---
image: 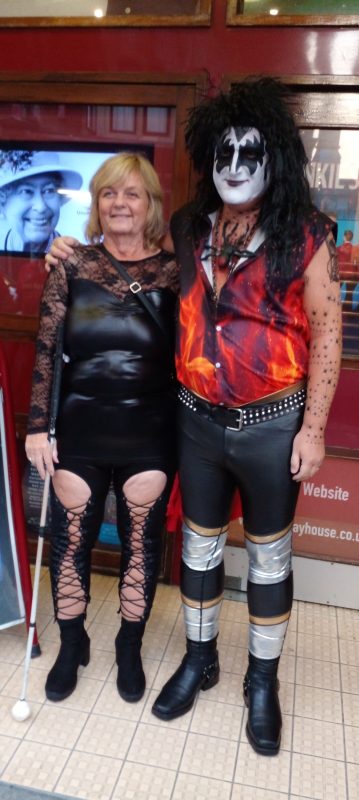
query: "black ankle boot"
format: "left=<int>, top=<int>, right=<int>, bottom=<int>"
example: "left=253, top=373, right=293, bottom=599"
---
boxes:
left=45, top=614, right=90, bottom=702
left=151, top=637, right=219, bottom=721
left=243, top=652, right=282, bottom=756
left=115, top=619, right=146, bottom=702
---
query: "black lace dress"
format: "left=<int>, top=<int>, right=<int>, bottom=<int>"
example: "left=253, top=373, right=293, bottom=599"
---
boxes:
left=28, top=245, right=179, bottom=468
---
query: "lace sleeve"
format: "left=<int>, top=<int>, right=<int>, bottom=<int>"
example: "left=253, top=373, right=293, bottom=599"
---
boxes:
left=27, top=263, right=68, bottom=434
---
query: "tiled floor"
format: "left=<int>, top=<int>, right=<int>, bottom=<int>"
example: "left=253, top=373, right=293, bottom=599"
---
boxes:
left=0, top=568, right=358, bottom=800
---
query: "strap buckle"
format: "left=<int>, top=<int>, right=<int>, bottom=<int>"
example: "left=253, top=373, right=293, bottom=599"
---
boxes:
left=130, top=281, right=142, bottom=294
left=226, top=408, right=244, bottom=431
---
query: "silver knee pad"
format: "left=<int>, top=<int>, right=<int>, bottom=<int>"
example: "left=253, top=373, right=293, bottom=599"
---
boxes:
left=246, top=529, right=292, bottom=584
left=182, top=522, right=227, bottom=571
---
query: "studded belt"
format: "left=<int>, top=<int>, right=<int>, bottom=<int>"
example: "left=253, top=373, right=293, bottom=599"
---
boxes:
left=178, top=384, right=306, bottom=431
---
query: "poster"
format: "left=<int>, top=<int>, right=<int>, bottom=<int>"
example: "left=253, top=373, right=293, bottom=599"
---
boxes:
left=293, top=456, right=359, bottom=564
left=0, top=144, right=153, bottom=256
left=0, top=388, right=25, bottom=629
left=228, top=456, right=359, bottom=567
left=301, top=128, right=359, bottom=357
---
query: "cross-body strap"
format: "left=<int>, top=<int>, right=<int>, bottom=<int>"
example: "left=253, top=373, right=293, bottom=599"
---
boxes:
left=101, top=244, right=170, bottom=342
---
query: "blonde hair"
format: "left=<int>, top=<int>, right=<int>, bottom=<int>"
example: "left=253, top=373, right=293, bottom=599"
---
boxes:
left=85, top=152, right=164, bottom=248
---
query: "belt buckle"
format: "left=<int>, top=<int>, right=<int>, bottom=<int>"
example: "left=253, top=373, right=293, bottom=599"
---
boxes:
left=130, top=281, right=142, bottom=294
left=227, top=408, right=243, bottom=431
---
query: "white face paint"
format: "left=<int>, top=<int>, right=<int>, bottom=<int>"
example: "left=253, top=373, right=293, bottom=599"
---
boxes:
left=213, top=126, right=270, bottom=209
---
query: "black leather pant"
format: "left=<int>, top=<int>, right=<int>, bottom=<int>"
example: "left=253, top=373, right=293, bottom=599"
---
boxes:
left=178, top=402, right=303, bottom=657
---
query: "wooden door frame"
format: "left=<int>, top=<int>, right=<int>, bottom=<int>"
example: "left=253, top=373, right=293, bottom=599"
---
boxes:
left=0, top=70, right=203, bottom=354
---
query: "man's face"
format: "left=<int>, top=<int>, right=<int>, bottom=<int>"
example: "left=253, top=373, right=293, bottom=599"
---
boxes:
left=213, top=126, right=270, bottom=209
left=0, top=174, right=62, bottom=247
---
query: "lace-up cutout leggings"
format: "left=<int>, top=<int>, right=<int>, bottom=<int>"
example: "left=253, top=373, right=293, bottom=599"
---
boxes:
left=50, top=462, right=173, bottom=622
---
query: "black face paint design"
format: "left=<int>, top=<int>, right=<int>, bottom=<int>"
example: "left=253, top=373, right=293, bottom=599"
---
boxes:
left=213, top=126, right=270, bottom=208
left=215, top=127, right=266, bottom=177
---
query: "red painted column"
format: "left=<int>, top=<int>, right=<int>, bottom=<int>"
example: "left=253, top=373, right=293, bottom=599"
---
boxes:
left=0, top=343, right=39, bottom=652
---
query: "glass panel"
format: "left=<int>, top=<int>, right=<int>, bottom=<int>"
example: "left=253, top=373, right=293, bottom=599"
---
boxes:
left=301, top=128, right=359, bottom=358
left=145, top=108, right=170, bottom=135
left=238, top=1, right=358, bottom=15
left=111, top=107, right=136, bottom=133
left=106, top=0, right=204, bottom=14
left=0, top=0, right=211, bottom=23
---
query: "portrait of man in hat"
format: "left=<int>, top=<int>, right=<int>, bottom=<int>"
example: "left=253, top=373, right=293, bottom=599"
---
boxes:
left=0, top=150, right=82, bottom=255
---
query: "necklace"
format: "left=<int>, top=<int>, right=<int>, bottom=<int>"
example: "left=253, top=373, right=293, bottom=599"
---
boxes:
left=210, top=207, right=259, bottom=301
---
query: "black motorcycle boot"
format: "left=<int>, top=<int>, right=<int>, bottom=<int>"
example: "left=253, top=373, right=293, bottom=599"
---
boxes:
left=115, top=618, right=146, bottom=702
left=45, top=614, right=90, bottom=702
left=243, top=652, right=282, bottom=756
left=151, top=636, right=219, bottom=721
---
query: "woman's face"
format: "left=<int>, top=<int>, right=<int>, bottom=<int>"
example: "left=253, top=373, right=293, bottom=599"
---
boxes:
left=213, top=126, right=270, bottom=209
left=1, top=174, right=62, bottom=247
left=98, top=171, right=150, bottom=241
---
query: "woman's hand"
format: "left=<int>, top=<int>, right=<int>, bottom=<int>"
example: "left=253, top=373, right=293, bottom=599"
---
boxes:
left=45, top=236, right=80, bottom=273
left=25, top=433, right=59, bottom=480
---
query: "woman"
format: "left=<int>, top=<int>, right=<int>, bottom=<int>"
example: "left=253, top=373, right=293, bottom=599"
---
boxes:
left=25, top=153, right=178, bottom=704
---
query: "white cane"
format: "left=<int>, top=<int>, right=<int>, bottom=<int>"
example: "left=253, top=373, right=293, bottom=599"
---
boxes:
left=11, top=323, right=64, bottom=722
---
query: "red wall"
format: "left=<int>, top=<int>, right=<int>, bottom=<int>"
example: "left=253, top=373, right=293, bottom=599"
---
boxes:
left=0, top=2, right=358, bottom=79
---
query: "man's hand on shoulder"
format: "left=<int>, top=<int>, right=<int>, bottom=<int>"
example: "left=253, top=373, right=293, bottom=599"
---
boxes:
left=161, top=230, right=175, bottom=253
left=45, top=236, right=80, bottom=272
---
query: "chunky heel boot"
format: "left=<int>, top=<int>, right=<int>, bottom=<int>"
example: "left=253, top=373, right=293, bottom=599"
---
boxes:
left=45, top=614, right=90, bottom=702
left=243, top=652, right=281, bottom=756
left=115, top=619, right=146, bottom=702
left=151, top=637, right=219, bottom=721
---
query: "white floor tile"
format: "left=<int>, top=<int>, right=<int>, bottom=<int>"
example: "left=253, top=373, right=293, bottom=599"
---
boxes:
left=0, top=576, right=357, bottom=800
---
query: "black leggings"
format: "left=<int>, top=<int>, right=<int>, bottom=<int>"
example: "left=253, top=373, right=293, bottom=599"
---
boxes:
left=50, top=456, right=175, bottom=622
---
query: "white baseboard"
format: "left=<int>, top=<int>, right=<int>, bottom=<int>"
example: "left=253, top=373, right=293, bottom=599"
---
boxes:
left=224, top=546, right=359, bottom=609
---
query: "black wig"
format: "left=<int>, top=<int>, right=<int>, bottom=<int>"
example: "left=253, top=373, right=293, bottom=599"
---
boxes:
left=185, top=77, right=314, bottom=278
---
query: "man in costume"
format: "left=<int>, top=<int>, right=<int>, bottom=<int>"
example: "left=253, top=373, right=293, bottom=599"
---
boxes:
left=151, top=77, right=342, bottom=755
